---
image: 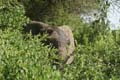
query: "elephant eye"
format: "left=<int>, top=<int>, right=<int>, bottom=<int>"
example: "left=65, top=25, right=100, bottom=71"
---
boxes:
left=47, top=29, right=54, bottom=35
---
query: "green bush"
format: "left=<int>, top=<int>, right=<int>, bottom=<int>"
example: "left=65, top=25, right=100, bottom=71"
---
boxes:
left=0, top=0, right=29, bottom=30
left=0, top=29, right=62, bottom=80
left=62, top=32, right=120, bottom=80
left=0, top=1, right=62, bottom=80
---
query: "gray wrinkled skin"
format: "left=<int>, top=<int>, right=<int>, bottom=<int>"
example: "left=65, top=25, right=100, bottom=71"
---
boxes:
left=50, top=26, right=75, bottom=64
left=24, top=21, right=75, bottom=65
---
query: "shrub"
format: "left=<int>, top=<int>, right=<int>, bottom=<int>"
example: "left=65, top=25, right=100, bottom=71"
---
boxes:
left=0, top=0, right=29, bottom=30
left=0, top=29, right=62, bottom=80
left=62, top=31, right=120, bottom=80
left=0, top=1, right=62, bottom=79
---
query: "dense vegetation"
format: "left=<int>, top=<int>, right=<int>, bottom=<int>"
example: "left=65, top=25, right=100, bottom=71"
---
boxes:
left=0, top=0, right=120, bottom=80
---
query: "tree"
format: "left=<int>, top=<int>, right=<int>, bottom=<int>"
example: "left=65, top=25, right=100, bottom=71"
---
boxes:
left=19, top=0, right=101, bottom=22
